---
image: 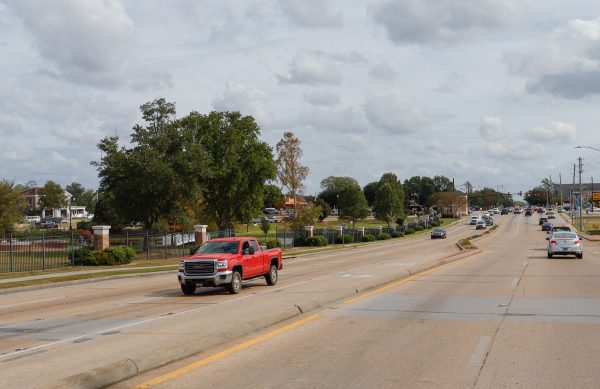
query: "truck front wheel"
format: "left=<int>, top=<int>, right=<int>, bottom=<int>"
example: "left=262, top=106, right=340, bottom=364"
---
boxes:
left=265, top=264, right=278, bottom=286
left=181, top=282, right=196, bottom=295
left=229, top=271, right=242, bottom=294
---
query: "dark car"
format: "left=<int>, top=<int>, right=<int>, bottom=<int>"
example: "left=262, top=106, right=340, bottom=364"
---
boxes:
left=501, top=208, right=509, bottom=215
left=539, top=217, right=548, bottom=225
left=525, top=209, right=532, bottom=216
left=431, top=228, right=447, bottom=239
left=542, top=222, right=553, bottom=231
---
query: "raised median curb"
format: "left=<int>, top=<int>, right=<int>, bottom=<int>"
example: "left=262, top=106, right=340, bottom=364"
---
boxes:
left=52, top=239, right=481, bottom=389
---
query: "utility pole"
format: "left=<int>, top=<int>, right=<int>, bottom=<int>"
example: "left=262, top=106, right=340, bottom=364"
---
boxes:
left=559, top=173, right=563, bottom=207
left=572, top=164, right=576, bottom=225
left=579, top=157, right=584, bottom=231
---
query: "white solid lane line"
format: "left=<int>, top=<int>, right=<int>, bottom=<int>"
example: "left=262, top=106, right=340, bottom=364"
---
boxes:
left=0, top=296, right=67, bottom=309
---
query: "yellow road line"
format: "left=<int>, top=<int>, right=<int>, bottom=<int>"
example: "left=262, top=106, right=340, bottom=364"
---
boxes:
left=132, top=313, right=320, bottom=389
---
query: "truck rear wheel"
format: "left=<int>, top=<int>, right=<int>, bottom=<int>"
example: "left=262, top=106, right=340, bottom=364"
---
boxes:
left=181, top=282, right=196, bottom=295
left=229, top=271, right=242, bottom=294
left=265, top=264, right=278, bottom=286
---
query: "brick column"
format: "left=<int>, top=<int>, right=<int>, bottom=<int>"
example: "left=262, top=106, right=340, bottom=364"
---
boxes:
left=92, top=226, right=111, bottom=251
left=336, top=226, right=344, bottom=237
left=194, top=225, right=208, bottom=246
left=357, top=227, right=365, bottom=240
left=305, top=226, right=314, bottom=239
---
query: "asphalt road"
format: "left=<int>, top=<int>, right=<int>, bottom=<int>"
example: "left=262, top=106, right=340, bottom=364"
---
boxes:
left=117, top=213, right=600, bottom=389
left=1, top=219, right=475, bottom=388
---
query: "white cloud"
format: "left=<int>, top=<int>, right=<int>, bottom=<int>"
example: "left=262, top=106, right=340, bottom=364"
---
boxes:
left=303, top=90, right=340, bottom=106
left=479, top=117, right=505, bottom=141
left=364, top=92, right=426, bottom=134
left=12, top=0, right=134, bottom=86
left=0, top=115, right=23, bottom=135
left=368, top=62, right=396, bottom=80
left=279, top=0, right=342, bottom=28
left=528, top=121, right=577, bottom=141
left=278, top=52, right=343, bottom=85
left=371, top=0, right=523, bottom=45
left=212, top=82, right=270, bottom=123
left=505, top=17, right=600, bottom=99
left=434, top=73, right=468, bottom=94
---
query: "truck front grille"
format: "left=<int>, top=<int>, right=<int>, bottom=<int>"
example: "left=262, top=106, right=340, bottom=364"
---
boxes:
left=184, top=261, right=215, bottom=275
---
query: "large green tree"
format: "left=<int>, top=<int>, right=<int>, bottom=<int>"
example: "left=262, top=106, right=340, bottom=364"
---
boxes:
left=337, top=178, right=369, bottom=227
left=318, top=176, right=359, bottom=210
left=0, top=180, right=27, bottom=232
left=363, top=181, right=379, bottom=207
left=433, top=175, right=454, bottom=192
left=180, top=111, right=276, bottom=229
left=373, top=173, right=404, bottom=227
left=403, top=176, right=435, bottom=205
left=39, top=181, right=67, bottom=210
left=93, top=99, right=195, bottom=231
left=263, top=184, right=284, bottom=209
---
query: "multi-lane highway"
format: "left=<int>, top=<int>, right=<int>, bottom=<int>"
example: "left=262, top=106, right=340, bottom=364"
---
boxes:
left=4, top=213, right=598, bottom=388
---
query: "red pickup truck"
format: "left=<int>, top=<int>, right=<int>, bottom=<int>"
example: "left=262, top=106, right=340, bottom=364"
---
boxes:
left=178, top=237, right=283, bottom=295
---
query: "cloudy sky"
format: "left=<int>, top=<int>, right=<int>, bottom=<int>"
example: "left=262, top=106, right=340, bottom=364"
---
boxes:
left=2, top=0, right=600, bottom=196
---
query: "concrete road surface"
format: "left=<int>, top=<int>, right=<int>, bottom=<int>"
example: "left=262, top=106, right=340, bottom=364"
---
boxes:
left=117, top=213, right=600, bottom=388
left=1, top=219, right=476, bottom=388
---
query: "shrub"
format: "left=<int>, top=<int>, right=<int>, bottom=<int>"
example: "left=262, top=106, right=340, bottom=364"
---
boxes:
left=391, top=231, right=404, bottom=238
left=405, top=228, right=415, bottom=235
left=415, top=226, right=424, bottom=231
left=377, top=233, right=392, bottom=240
left=85, top=250, right=115, bottom=266
left=335, top=234, right=354, bottom=244
left=77, top=220, right=93, bottom=230
left=293, top=236, right=306, bottom=246
left=430, top=221, right=440, bottom=227
left=266, top=239, right=280, bottom=249
left=305, top=236, right=328, bottom=246
left=104, top=245, right=135, bottom=264
left=361, top=234, right=376, bottom=242
left=73, top=246, right=94, bottom=265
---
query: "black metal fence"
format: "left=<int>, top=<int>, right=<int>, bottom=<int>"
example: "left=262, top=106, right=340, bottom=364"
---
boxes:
left=109, top=231, right=198, bottom=260
left=0, top=231, right=90, bottom=273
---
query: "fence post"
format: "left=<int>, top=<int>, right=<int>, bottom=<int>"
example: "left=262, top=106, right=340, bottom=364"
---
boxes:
left=164, top=231, right=168, bottom=259
left=70, top=230, right=75, bottom=266
left=42, top=231, right=46, bottom=270
left=126, top=230, right=129, bottom=247
left=146, top=230, right=150, bottom=260
left=9, top=232, right=13, bottom=273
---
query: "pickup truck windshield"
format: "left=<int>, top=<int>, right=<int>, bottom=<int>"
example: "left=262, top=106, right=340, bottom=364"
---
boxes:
left=198, top=242, right=239, bottom=254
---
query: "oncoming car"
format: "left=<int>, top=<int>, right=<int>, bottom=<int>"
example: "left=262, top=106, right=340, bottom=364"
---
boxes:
left=430, top=228, right=447, bottom=239
left=547, top=231, right=583, bottom=259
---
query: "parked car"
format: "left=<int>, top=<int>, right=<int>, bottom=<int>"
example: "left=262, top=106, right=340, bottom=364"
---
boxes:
left=547, top=231, right=583, bottom=259
left=39, top=219, right=58, bottom=229
left=476, top=220, right=486, bottom=230
left=24, top=215, right=41, bottom=223
left=430, top=228, right=447, bottom=239
left=541, top=222, right=553, bottom=231
left=263, top=208, right=278, bottom=215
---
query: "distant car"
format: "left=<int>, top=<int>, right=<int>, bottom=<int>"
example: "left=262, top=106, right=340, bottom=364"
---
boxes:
left=263, top=208, right=278, bottom=215
left=501, top=208, right=509, bottom=215
left=549, top=226, right=571, bottom=235
left=539, top=217, right=548, bottom=225
left=430, top=228, right=447, bottom=239
left=39, top=220, right=58, bottom=229
left=470, top=216, right=480, bottom=225
left=525, top=209, right=532, bottom=216
left=541, top=222, right=553, bottom=231
left=24, top=215, right=41, bottom=223
left=476, top=220, right=486, bottom=230
left=485, top=218, right=494, bottom=226
left=547, top=231, right=583, bottom=259
left=265, top=216, right=277, bottom=223
left=547, top=214, right=556, bottom=219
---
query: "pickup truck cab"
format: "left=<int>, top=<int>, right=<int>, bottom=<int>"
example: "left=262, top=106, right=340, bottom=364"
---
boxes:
left=178, top=237, right=283, bottom=295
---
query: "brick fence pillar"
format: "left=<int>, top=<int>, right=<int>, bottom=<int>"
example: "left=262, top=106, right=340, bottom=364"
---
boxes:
left=357, top=227, right=365, bottom=240
left=336, top=226, right=344, bottom=237
left=92, top=226, right=111, bottom=251
left=305, top=226, right=314, bottom=239
left=194, top=225, right=208, bottom=246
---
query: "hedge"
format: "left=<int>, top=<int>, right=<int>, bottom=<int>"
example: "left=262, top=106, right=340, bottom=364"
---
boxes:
left=74, top=245, right=135, bottom=266
left=361, top=234, right=376, bottom=242
left=266, top=240, right=281, bottom=249
left=377, top=233, right=392, bottom=240
left=391, top=231, right=404, bottom=238
left=305, top=236, right=328, bottom=246
left=335, top=234, right=354, bottom=244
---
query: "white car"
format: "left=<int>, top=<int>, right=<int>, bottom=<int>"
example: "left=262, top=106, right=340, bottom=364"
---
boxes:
left=547, top=231, right=583, bottom=259
left=24, top=215, right=41, bottom=223
left=470, top=216, right=480, bottom=225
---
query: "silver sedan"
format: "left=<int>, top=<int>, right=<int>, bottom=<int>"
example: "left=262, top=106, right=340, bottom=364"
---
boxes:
left=547, top=231, right=583, bottom=259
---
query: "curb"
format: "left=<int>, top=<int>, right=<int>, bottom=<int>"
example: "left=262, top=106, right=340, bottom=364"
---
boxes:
left=53, top=242, right=481, bottom=389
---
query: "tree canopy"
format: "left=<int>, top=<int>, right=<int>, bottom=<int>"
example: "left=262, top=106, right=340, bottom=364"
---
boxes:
left=0, top=180, right=27, bottom=232
left=39, top=180, right=67, bottom=210
left=276, top=131, right=309, bottom=211
left=372, top=173, right=404, bottom=227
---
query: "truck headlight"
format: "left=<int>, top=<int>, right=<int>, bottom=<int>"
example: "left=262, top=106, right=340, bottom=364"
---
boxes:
left=179, top=262, right=184, bottom=269
left=217, top=260, right=228, bottom=269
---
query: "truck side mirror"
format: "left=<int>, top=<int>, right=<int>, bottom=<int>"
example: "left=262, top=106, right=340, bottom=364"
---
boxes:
left=248, top=247, right=255, bottom=255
